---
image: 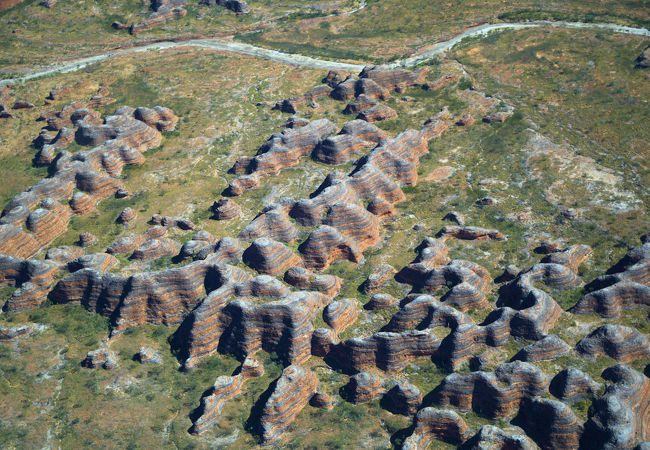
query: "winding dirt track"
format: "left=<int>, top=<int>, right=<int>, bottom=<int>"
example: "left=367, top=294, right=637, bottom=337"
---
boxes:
left=1, top=20, right=648, bottom=85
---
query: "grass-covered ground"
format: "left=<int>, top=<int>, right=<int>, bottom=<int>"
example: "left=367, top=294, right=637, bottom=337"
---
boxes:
left=0, top=24, right=649, bottom=448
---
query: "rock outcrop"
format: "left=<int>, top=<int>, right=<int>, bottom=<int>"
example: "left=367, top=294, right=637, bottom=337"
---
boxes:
left=437, top=225, right=506, bottom=241
left=582, top=364, right=650, bottom=448
left=549, top=368, right=600, bottom=402
left=242, top=238, right=302, bottom=276
left=344, top=371, right=385, bottom=404
left=575, top=324, right=650, bottom=363
left=461, top=425, right=537, bottom=450
left=211, top=197, right=241, bottom=220
left=434, top=361, right=549, bottom=419
left=384, top=381, right=422, bottom=415
left=362, top=264, right=396, bottom=294
left=515, top=396, right=583, bottom=449
left=323, top=298, right=359, bottom=334
left=82, top=347, right=118, bottom=369
left=512, top=335, right=571, bottom=362
left=190, top=357, right=264, bottom=434
left=136, top=347, right=162, bottom=364
left=571, top=242, right=650, bottom=318
left=403, top=408, right=469, bottom=449
left=283, top=266, right=342, bottom=297
left=259, top=365, right=319, bottom=444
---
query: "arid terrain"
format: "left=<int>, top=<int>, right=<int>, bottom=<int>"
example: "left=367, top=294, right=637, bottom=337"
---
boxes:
left=0, top=0, right=649, bottom=449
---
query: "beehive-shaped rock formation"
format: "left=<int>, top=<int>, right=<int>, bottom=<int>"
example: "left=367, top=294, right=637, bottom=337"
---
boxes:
left=434, top=361, right=549, bottom=419
left=549, top=368, right=600, bottom=402
left=512, top=335, right=571, bottom=362
left=402, top=408, right=469, bottom=449
left=211, top=197, right=241, bottom=220
left=190, top=357, right=264, bottom=434
left=344, top=371, right=385, bottom=404
left=259, top=365, right=319, bottom=444
left=362, top=264, right=396, bottom=294
left=283, top=266, right=342, bottom=297
left=384, top=381, right=422, bottom=415
left=582, top=364, right=650, bottom=448
left=242, top=238, right=303, bottom=276
left=323, top=298, right=359, bottom=334
left=575, top=324, right=650, bottom=363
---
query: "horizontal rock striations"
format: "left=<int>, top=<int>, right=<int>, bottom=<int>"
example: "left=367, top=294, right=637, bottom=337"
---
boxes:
left=402, top=408, right=469, bottom=449
left=323, top=298, right=359, bottom=334
left=461, top=425, right=537, bottom=450
left=211, top=197, right=241, bottom=220
left=434, top=361, right=549, bottom=419
left=582, top=364, right=650, bottom=448
left=190, top=357, right=263, bottom=434
left=575, top=324, right=650, bottom=363
left=242, top=238, right=302, bottom=276
left=571, top=242, right=650, bottom=318
left=512, top=335, right=571, bottom=362
left=344, top=371, right=385, bottom=404
left=515, top=396, right=583, bottom=449
left=259, top=365, right=319, bottom=444
left=283, top=266, right=342, bottom=298
left=384, top=381, right=422, bottom=415
left=549, top=368, right=600, bottom=403
left=437, top=225, right=506, bottom=241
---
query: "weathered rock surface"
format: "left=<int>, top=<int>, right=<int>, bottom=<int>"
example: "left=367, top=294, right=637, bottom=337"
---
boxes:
left=513, top=335, right=571, bottom=362
left=283, top=266, right=342, bottom=298
left=434, top=361, right=549, bottom=419
left=572, top=242, right=650, bottom=318
left=211, top=197, right=241, bottom=220
left=403, top=408, right=469, bottom=449
left=636, top=45, right=650, bottom=68
left=82, top=347, right=118, bottom=370
left=461, top=425, right=537, bottom=450
left=438, top=225, right=506, bottom=241
left=344, top=371, right=385, bottom=404
left=242, top=238, right=303, bottom=276
left=549, top=368, right=600, bottom=402
left=259, top=365, right=319, bottom=444
left=190, top=357, right=263, bottom=434
left=323, top=298, right=359, bottom=334
left=0, top=323, right=46, bottom=341
left=384, top=381, right=422, bottom=415
left=362, top=264, right=396, bottom=294
left=515, top=396, right=582, bottom=449
left=575, top=324, right=650, bottom=363
left=357, top=104, right=398, bottom=122
left=136, top=346, right=162, bottom=364
left=582, top=364, right=650, bottom=448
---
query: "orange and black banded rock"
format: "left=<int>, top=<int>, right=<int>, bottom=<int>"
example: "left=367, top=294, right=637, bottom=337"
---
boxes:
left=68, top=253, right=119, bottom=273
left=384, top=294, right=472, bottom=333
left=242, top=238, right=303, bottom=276
left=339, top=119, right=387, bottom=144
left=323, top=298, right=359, bottom=334
left=357, top=104, right=398, bottom=123
left=343, top=94, right=378, bottom=115
left=362, top=264, right=396, bottom=294
left=516, top=397, right=583, bottom=449
left=462, top=425, right=537, bottom=450
left=195, top=237, right=244, bottom=263
left=259, top=365, right=319, bottom=444
left=366, top=293, right=397, bottom=310
left=136, top=346, right=162, bottom=364
left=133, top=106, right=178, bottom=131
left=69, top=191, right=99, bottom=215
left=76, top=112, right=162, bottom=151
left=47, top=85, right=74, bottom=100
left=323, top=202, right=380, bottom=251
left=227, top=174, right=260, bottom=196
left=572, top=242, right=650, bottom=318
left=211, top=197, right=241, bottom=220
left=344, top=371, right=385, bottom=404
left=434, top=361, right=549, bottom=419
left=330, top=76, right=358, bottom=101
left=549, top=368, right=600, bottom=402
left=367, top=196, right=396, bottom=218
left=328, top=330, right=439, bottom=373
left=46, top=246, right=83, bottom=264
left=283, top=266, right=342, bottom=298
left=130, top=238, right=180, bottom=262
left=179, top=231, right=217, bottom=259
left=106, top=235, right=146, bottom=255
left=82, top=347, right=118, bottom=370
left=310, top=391, right=334, bottom=409
left=181, top=285, right=326, bottom=368
left=512, top=335, right=571, bottom=362
left=0, top=255, right=60, bottom=311
left=359, top=66, right=428, bottom=92
left=239, top=202, right=299, bottom=243
left=541, top=244, right=592, bottom=272
left=355, top=78, right=391, bottom=100
left=12, top=100, right=34, bottom=109
left=402, top=408, right=469, bottom=449
left=234, top=119, right=336, bottom=178
left=312, top=134, right=373, bottom=165
left=311, top=328, right=338, bottom=357
left=118, top=207, right=136, bottom=224
left=79, top=232, right=97, bottom=247
left=384, top=381, right=422, bottom=416
left=437, top=225, right=506, bottom=241
left=575, top=324, right=650, bottom=363
left=300, top=225, right=362, bottom=270
left=582, top=364, right=650, bottom=448
left=190, top=357, right=263, bottom=434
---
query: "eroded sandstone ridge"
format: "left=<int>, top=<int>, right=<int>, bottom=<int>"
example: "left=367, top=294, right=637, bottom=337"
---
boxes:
left=2, top=65, right=648, bottom=449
